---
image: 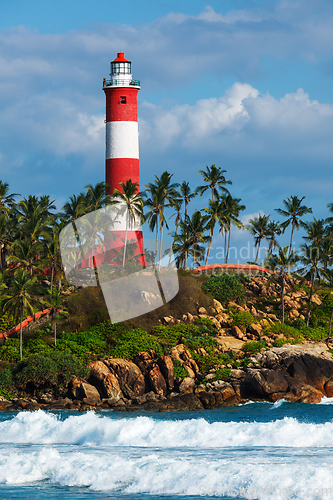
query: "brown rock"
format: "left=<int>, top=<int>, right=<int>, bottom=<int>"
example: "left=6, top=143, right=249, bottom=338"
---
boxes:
left=325, top=380, right=333, bottom=397
left=134, top=352, right=154, bottom=374
left=148, top=364, right=168, bottom=395
left=105, top=358, right=145, bottom=397
left=289, top=308, right=300, bottom=318
left=179, top=377, right=195, bottom=393
left=183, top=364, right=196, bottom=379
left=250, top=323, right=262, bottom=336
left=198, top=307, right=207, bottom=315
left=232, top=325, right=244, bottom=339
left=88, top=361, right=123, bottom=401
left=158, top=356, right=175, bottom=390
left=70, top=377, right=102, bottom=401
left=247, top=369, right=289, bottom=395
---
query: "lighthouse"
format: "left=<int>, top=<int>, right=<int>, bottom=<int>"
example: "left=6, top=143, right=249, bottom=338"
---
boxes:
left=103, top=53, right=144, bottom=265
left=103, top=52, right=141, bottom=195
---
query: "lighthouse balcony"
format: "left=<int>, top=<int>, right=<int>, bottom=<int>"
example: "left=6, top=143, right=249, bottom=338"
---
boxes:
left=103, top=79, right=140, bottom=88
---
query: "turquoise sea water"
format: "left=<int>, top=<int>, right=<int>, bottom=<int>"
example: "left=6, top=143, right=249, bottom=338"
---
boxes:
left=0, top=400, right=333, bottom=499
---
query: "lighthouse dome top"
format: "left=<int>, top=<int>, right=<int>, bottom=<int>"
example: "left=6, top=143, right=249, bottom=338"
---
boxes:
left=103, top=52, right=140, bottom=89
left=112, top=52, right=129, bottom=63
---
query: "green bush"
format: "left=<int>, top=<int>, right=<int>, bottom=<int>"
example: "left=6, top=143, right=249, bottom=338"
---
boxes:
left=151, top=324, right=200, bottom=346
left=0, top=313, right=16, bottom=333
left=267, top=323, right=303, bottom=344
left=273, top=338, right=288, bottom=347
left=109, top=328, right=163, bottom=359
left=202, top=274, right=246, bottom=305
left=0, top=369, right=16, bottom=398
left=0, top=339, right=20, bottom=362
left=231, top=311, right=257, bottom=331
left=172, top=360, right=188, bottom=379
left=301, top=326, right=326, bottom=342
left=14, top=351, right=89, bottom=394
left=241, top=341, right=266, bottom=355
left=192, top=350, right=231, bottom=375
left=194, top=318, right=215, bottom=327
left=212, top=367, right=231, bottom=380
left=182, top=332, right=217, bottom=350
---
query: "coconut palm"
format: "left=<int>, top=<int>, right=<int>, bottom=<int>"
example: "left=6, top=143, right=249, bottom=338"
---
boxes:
left=174, top=211, right=210, bottom=270
left=265, top=246, right=299, bottom=323
left=0, top=181, right=20, bottom=215
left=275, top=196, right=312, bottom=256
left=299, top=243, right=326, bottom=327
left=222, top=195, right=246, bottom=263
left=197, top=164, right=231, bottom=202
left=265, top=220, right=282, bottom=256
left=247, top=214, right=271, bottom=263
left=112, top=180, right=143, bottom=267
left=180, top=181, right=196, bottom=268
left=8, top=239, right=43, bottom=275
left=2, top=268, right=39, bottom=360
left=203, top=199, right=224, bottom=265
left=84, top=182, right=110, bottom=210
left=44, top=289, right=67, bottom=346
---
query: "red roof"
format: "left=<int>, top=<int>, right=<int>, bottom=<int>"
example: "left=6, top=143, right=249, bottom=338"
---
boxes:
left=112, top=52, right=129, bottom=62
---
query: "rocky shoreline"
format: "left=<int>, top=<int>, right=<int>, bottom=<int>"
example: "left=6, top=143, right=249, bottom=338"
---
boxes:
left=1, top=342, right=333, bottom=412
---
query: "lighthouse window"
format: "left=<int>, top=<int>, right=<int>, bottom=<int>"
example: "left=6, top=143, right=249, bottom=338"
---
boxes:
left=120, top=96, right=126, bottom=104
left=111, top=62, right=131, bottom=74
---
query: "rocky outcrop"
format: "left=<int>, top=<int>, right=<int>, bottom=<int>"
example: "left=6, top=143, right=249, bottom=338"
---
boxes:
left=105, top=358, right=146, bottom=397
left=88, top=361, right=123, bottom=401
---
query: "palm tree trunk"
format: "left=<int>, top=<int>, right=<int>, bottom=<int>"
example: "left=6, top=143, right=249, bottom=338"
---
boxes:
left=329, top=307, right=333, bottom=337
left=289, top=221, right=295, bottom=257
left=50, top=267, right=54, bottom=294
left=159, top=219, right=164, bottom=271
left=224, top=230, right=227, bottom=264
left=255, top=241, right=261, bottom=263
left=122, top=212, right=128, bottom=268
left=20, top=302, right=23, bottom=361
left=154, top=219, right=159, bottom=269
left=226, top=223, right=231, bottom=263
left=54, top=313, right=57, bottom=346
left=205, top=226, right=214, bottom=265
left=281, top=272, right=285, bottom=324
left=184, top=203, right=188, bottom=269
left=306, top=273, right=315, bottom=327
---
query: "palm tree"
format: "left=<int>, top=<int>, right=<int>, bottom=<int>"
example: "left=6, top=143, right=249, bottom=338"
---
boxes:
left=112, top=180, right=143, bottom=267
left=174, top=211, right=210, bottom=270
left=145, top=172, right=179, bottom=269
left=203, top=199, right=224, bottom=265
left=180, top=181, right=196, bottom=269
left=265, top=246, right=299, bottom=323
left=0, top=181, right=20, bottom=215
left=222, top=195, right=246, bottom=263
left=299, top=243, right=325, bottom=327
left=265, top=220, right=282, bottom=256
left=45, top=289, right=66, bottom=346
left=2, top=268, right=39, bottom=360
left=168, top=198, right=183, bottom=255
left=8, top=239, right=42, bottom=275
left=62, top=194, right=87, bottom=223
left=275, top=196, right=312, bottom=256
left=247, top=214, right=271, bottom=263
left=84, top=182, right=110, bottom=210
left=197, top=164, right=231, bottom=201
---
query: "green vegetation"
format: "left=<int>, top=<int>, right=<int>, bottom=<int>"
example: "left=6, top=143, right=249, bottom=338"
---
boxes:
left=202, top=273, right=246, bottom=305
left=241, top=341, right=266, bottom=355
left=231, top=311, right=257, bottom=331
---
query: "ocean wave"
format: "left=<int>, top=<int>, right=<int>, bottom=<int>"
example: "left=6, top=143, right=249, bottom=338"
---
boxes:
left=0, top=445, right=330, bottom=499
left=0, top=410, right=333, bottom=448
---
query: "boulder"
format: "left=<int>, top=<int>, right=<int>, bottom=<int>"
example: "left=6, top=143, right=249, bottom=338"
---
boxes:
left=213, top=299, right=224, bottom=314
left=246, top=369, right=289, bottom=396
left=250, top=323, right=262, bottom=336
left=105, top=358, right=145, bottom=397
left=158, top=356, right=175, bottom=390
left=70, top=377, right=102, bottom=401
left=198, top=307, right=207, bottom=315
left=88, top=361, right=123, bottom=400
left=148, top=364, right=168, bottom=395
left=134, top=351, right=154, bottom=375
left=325, top=380, right=333, bottom=398
left=179, top=377, right=195, bottom=393
left=232, top=325, right=244, bottom=339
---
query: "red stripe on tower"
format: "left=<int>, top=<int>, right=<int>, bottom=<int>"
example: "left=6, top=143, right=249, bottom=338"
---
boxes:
left=103, top=53, right=144, bottom=265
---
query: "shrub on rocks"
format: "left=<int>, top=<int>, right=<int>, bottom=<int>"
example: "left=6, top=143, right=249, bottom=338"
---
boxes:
left=202, top=274, right=246, bottom=305
left=241, top=341, right=266, bottom=355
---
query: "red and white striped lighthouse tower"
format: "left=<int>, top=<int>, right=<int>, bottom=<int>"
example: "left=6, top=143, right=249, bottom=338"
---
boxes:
left=103, top=53, right=144, bottom=264
left=103, top=52, right=141, bottom=195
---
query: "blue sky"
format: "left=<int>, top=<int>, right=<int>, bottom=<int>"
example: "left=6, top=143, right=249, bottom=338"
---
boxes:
left=1, top=0, right=333, bottom=262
